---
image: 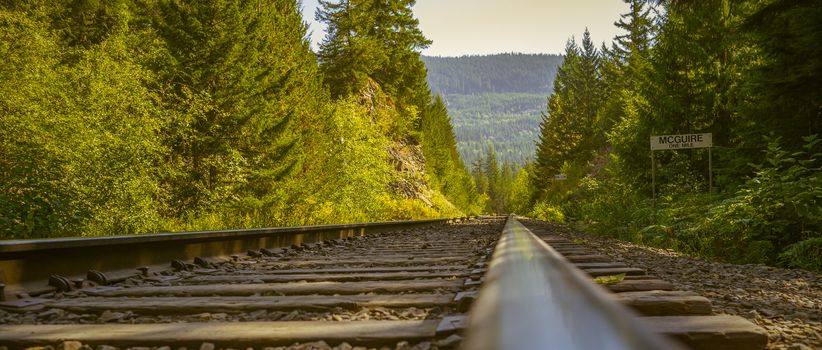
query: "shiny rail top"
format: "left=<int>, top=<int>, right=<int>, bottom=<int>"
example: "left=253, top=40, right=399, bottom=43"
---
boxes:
left=462, top=216, right=682, bottom=350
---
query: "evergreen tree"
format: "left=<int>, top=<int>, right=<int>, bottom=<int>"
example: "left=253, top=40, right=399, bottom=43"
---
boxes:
left=471, top=158, right=488, bottom=196
left=533, top=34, right=604, bottom=190
left=317, top=0, right=431, bottom=135
left=597, top=0, right=654, bottom=137
left=484, top=144, right=503, bottom=213
left=739, top=0, right=822, bottom=151
left=419, top=95, right=481, bottom=212
left=151, top=0, right=321, bottom=214
left=573, top=28, right=604, bottom=156
left=618, top=0, right=739, bottom=191
left=612, top=0, right=654, bottom=85
left=534, top=39, right=579, bottom=187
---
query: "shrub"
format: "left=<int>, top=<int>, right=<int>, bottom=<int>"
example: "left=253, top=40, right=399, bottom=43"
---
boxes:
left=780, top=237, right=822, bottom=272
left=530, top=201, right=565, bottom=223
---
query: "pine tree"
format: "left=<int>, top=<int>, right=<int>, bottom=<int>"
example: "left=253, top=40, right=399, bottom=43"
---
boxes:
left=572, top=28, right=604, bottom=156
left=316, top=0, right=386, bottom=99
left=533, top=39, right=581, bottom=187
left=739, top=0, right=822, bottom=151
left=595, top=0, right=656, bottom=188
left=50, top=0, right=129, bottom=47
left=598, top=0, right=654, bottom=133
left=484, top=144, right=504, bottom=213
left=317, top=0, right=432, bottom=131
left=471, top=158, right=488, bottom=196
left=612, top=0, right=653, bottom=85
left=625, top=0, right=738, bottom=191
left=152, top=0, right=321, bottom=213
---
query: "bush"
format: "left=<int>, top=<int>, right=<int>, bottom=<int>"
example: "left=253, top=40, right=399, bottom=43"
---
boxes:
left=551, top=136, right=821, bottom=272
left=530, top=201, right=565, bottom=223
left=694, top=136, right=821, bottom=266
left=780, top=237, right=822, bottom=271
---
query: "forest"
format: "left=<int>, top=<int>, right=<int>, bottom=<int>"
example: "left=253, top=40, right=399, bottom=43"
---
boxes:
left=423, top=54, right=563, bottom=166
left=490, top=0, right=821, bottom=271
left=443, top=93, right=544, bottom=166
left=0, top=0, right=483, bottom=239
left=422, top=53, right=562, bottom=95
left=1, top=0, right=819, bottom=273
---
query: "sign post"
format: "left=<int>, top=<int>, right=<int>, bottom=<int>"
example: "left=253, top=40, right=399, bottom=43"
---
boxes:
left=649, top=133, right=713, bottom=201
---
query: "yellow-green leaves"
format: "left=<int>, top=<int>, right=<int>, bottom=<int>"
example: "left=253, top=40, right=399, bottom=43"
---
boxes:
left=594, top=273, right=625, bottom=285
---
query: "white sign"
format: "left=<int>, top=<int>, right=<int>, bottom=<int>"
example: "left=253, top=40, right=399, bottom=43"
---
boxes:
left=554, top=174, right=567, bottom=180
left=650, top=133, right=712, bottom=150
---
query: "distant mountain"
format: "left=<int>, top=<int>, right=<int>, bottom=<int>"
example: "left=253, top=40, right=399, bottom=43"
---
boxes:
left=422, top=53, right=563, bottom=166
left=422, top=53, right=562, bottom=95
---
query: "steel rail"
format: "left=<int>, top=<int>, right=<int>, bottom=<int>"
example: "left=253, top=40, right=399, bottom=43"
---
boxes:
left=462, top=216, right=684, bottom=350
left=0, top=217, right=470, bottom=298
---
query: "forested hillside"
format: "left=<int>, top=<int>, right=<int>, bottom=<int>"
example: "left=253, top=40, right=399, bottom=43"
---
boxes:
left=506, top=0, right=822, bottom=272
left=0, top=0, right=482, bottom=239
left=445, top=93, right=544, bottom=165
left=423, top=54, right=563, bottom=166
left=422, top=54, right=562, bottom=95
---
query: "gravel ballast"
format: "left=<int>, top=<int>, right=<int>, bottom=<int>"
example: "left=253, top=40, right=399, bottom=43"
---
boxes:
left=522, top=219, right=822, bottom=350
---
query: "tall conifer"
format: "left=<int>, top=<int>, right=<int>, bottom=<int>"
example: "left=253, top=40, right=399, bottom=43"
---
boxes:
left=153, top=0, right=320, bottom=213
left=317, top=0, right=431, bottom=116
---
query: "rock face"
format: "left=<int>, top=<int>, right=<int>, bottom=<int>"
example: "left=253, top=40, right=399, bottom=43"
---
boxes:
left=387, top=140, right=433, bottom=207
left=354, top=77, right=441, bottom=210
left=529, top=220, right=822, bottom=350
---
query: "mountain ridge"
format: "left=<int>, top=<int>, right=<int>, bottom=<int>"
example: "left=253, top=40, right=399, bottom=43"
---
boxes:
left=422, top=53, right=563, bottom=166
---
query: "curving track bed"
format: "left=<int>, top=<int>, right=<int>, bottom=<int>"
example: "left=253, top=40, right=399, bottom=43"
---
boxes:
left=0, top=217, right=502, bottom=349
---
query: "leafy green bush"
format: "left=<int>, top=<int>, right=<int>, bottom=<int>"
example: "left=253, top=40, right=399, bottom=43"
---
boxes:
left=553, top=136, right=821, bottom=272
left=686, top=136, right=820, bottom=266
left=530, top=201, right=565, bottom=223
left=780, top=237, right=822, bottom=271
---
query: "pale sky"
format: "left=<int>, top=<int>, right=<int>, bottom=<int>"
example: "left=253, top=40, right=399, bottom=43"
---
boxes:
left=300, top=0, right=630, bottom=56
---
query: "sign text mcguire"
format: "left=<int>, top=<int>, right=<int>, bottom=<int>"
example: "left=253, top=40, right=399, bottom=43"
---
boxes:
left=650, top=133, right=712, bottom=150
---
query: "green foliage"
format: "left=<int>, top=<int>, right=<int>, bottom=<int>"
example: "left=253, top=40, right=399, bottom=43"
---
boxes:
left=443, top=93, right=544, bottom=166
left=529, top=201, right=565, bottom=223
left=780, top=238, right=822, bottom=272
left=739, top=0, right=822, bottom=152
left=317, top=0, right=432, bottom=129
left=533, top=32, right=604, bottom=193
left=565, top=136, right=822, bottom=271
left=422, top=54, right=564, bottom=167
left=688, top=136, right=822, bottom=265
left=594, top=273, right=625, bottom=285
left=0, top=6, right=166, bottom=237
left=420, top=96, right=483, bottom=215
left=523, top=0, right=822, bottom=273
left=506, top=165, right=536, bottom=215
left=284, top=98, right=394, bottom=224
left=0, top=0, right=482, bottom=239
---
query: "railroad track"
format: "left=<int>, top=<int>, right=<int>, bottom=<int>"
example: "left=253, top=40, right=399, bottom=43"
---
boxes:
left=0, top=216, right=768, bottom=349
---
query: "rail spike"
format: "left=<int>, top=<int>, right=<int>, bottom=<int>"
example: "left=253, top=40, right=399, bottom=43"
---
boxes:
left=48, top=275, right=72, bottom=293
left=86, top=270, right=108, bottom=285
